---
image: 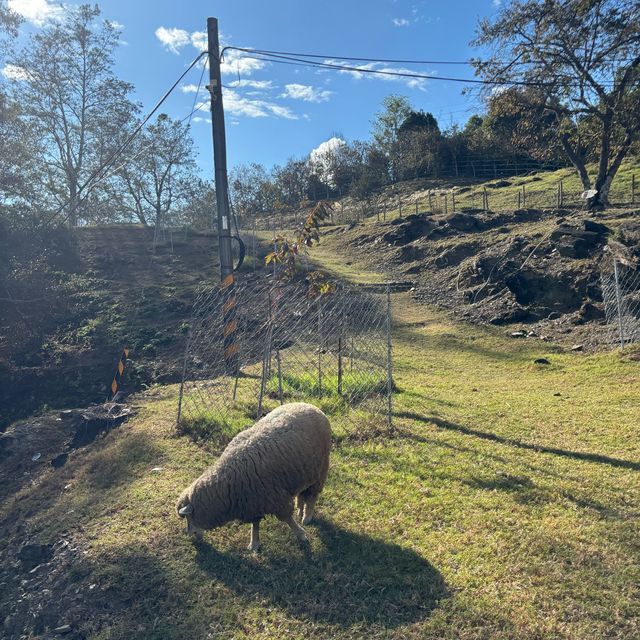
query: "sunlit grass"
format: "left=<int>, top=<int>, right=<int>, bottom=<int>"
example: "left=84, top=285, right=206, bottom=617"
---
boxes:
left=2, top=234, right=639, bottom=639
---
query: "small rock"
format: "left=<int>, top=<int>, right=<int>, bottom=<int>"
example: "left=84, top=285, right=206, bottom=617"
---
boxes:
left=527, top=331, right=537, bottom=337
left=547, top=312, right=561, bottom=320
left=511, top=331, right=526, bottom=338
left=51, top=453, right=68, bottom=468
left=31, top=453, right=41, bottom=461
left=150, top=467, right=163, bottom=473
left=53, top=625, right=72, bottom=634
left=553, top=392, right=561, bottom=397
left=18, top=543, right=53, bottom=570
left=571, top=344, right=584, bottom=351
left=534, top=358, right=551, bottom=365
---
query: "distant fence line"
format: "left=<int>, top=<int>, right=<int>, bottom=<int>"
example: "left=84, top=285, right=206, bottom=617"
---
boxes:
left=244, top=170, right=638, bottom=232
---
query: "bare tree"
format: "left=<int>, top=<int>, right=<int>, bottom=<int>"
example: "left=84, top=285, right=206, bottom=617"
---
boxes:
left=473, top=0, right=640, bottom=209
left=116, top=114, right=197, bottom=227
left=10, top=4, right=137, bottom=225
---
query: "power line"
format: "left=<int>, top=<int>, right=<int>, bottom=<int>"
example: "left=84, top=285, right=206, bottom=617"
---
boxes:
left=224, top=46, right=623, bottom=88
left=225, top=48, right=560, bottom=87
left=224, top=47, right=473, bottom=65
left=41, top=50, right=208, bottom=228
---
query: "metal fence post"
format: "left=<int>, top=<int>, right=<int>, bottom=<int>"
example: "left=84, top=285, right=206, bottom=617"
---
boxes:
left=613, top=258, right=625, bottom=350
left=317, top=297, right=323, bottom=396
left=386, top=283, right=393, bottom=428
left=337, top=335, right=343, bottom=396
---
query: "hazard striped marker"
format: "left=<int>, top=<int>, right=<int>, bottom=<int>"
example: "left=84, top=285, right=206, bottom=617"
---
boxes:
left=221, top=274, right=239, bottom=370
left=110, top=348, right=129, bottom=398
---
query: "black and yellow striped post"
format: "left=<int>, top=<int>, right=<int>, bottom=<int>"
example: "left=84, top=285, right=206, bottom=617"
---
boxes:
left=110, top=348, right=129, bottom=399
left=221, top=273, right=239, bottom=372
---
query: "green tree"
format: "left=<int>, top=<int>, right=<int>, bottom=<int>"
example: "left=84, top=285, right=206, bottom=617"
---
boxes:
left=398, top=111, right=441, bottom=179
left=473, top=0, right=640, bottom=209
left=372, top=95, right=412, bottom=182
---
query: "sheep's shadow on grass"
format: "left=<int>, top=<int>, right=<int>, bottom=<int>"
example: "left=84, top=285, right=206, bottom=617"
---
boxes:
left=195, top=518, right=448, bottom=629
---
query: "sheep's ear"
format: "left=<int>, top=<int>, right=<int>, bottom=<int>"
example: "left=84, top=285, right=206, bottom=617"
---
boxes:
left=178, top=504, right=193, bottom=516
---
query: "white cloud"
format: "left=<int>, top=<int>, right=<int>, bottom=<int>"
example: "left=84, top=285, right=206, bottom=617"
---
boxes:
left=155, top=26, right=191, bottom=54
left=310, top=137, right=346, bottom=163
left=309, top=137, right=348, bottom=187
left=7, top=0, right=63, bottom=26
left=191, top=30, right=208, bottom=51
left=324, top=59, right=432, bottom=90
left=181, top=83, right=201, bottom=93
left=155, top=28, right=268, bottom=78
left=1, top=64, right=30, bottom=81
left=492, top=0, right=502, bottom=6
left=191, top=116, right=211, bottom=124
left=392, top=18, right=410, bottom=27
left=220, top=48, right=267, bottom=77
left=229, top=79, right=274, bottom=90
left=108, top=20, right=124, bottom=30
left=281, top=83, right=332, bottom=103
left=219, top=89, right=297, bottom=120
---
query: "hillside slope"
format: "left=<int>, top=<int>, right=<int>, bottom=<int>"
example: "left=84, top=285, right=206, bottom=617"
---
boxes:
left=312, top=202, right=639, bottom=352
left=0, top=226, right=219, bottom=428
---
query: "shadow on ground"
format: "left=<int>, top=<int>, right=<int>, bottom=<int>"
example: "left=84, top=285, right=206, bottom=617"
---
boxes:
left=397, top=411, right=640, bottom=472
left=195, top=518, right=447, bottom=629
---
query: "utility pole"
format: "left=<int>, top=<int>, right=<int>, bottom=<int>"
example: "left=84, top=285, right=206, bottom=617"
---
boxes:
left=207, top=17, right=238, bottom=370
left=207, top=17, right=234, bottom=283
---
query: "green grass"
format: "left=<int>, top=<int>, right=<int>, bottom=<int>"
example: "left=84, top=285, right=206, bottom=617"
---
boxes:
left=2, top=242, right=639, bottom=639
left=357, top=160, right=639, bottom=223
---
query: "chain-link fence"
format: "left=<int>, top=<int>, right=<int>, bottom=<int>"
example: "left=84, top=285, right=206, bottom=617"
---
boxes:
left=177, top=277, right=393, bottom=437
left=601, top=257, right=640, bottom=349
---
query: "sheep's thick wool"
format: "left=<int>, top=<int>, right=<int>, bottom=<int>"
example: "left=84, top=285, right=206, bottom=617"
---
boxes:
left=176, top=403, right=331, bottom=530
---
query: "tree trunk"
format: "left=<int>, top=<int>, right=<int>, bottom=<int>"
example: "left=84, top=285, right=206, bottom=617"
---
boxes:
left=591, top=136, right=632, bottom=210
left=558, top=133, right=591, bottom=192
left=68, top=181, right=78, bottom=227
left=588, top=113, right=614, bottom=210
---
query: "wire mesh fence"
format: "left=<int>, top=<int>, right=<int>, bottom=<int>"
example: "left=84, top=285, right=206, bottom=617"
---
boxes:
left=177, top=277, right=393, bottom=437
left=601, top=256, right=640, bottom=349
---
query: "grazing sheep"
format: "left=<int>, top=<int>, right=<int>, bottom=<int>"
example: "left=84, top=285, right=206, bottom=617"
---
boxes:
left=176, top=402, right=331, bottom=551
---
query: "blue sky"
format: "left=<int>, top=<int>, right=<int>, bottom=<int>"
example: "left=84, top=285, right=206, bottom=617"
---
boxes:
left=6, top=0, right=502, bottom=177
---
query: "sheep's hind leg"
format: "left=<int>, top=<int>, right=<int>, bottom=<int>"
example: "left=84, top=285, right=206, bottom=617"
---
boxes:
left=248, top=520, right=261, bottom=552
left=282, top=515, right=308, bottom=544
left=300, top=482, right=323, bottom=525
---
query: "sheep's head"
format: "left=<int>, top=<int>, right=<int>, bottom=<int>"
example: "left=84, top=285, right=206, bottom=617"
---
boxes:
left=176, top=492, right=203, bottom=539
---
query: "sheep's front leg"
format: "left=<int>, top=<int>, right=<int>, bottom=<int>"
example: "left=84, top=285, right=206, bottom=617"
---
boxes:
left=248, top=520, right=261, bottom=552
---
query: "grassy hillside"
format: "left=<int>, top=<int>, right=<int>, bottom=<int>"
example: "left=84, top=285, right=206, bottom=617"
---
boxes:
left=330, top=161, right=640, bottom=224
left=1, top=242, right=639, bottom=639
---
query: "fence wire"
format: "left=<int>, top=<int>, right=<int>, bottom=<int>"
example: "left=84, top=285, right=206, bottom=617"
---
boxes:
left=601, top=257, right=640, bottom=349
left=177, top=277, right=392, bottom=435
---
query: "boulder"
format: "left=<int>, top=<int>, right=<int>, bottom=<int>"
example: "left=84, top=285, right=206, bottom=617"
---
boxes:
left=550, top=224, right=607, bottom=259
left=442, top=212, right=481, bottom=232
